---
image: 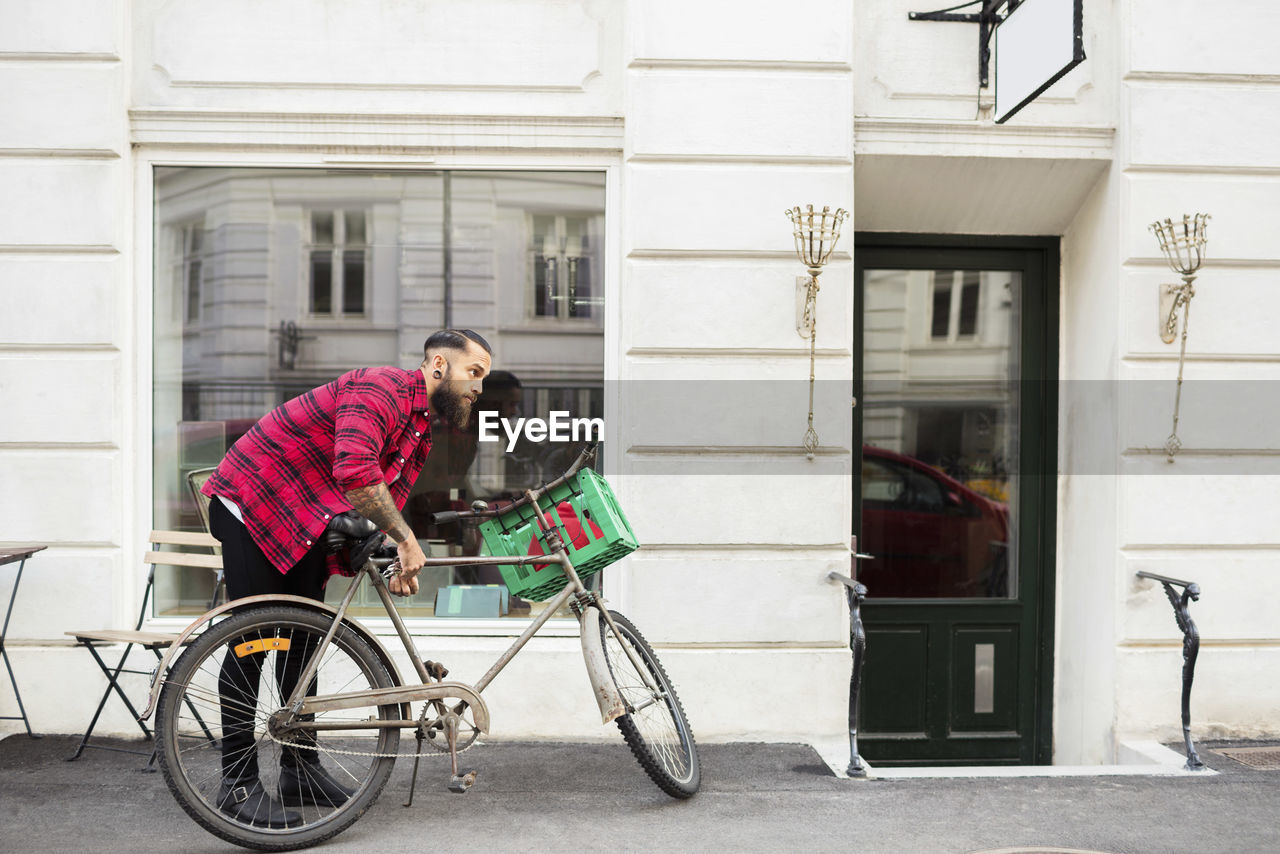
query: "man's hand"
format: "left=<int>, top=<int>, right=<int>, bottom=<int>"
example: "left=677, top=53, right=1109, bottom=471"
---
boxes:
left=344, top=482, right=424, bottom=596
left=389, top=537, right=427, bottom=597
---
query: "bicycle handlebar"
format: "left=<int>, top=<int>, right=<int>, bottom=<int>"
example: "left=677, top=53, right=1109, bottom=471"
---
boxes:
left=429, top=442, right=599, bottom=525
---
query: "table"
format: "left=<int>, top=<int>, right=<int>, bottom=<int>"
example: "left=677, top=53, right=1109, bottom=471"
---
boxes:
left=0, top=546, right=45, bottom=737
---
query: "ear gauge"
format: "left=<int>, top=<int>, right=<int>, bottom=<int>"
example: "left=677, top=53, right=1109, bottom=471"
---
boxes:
left=432, top=369, right=443, bottom=379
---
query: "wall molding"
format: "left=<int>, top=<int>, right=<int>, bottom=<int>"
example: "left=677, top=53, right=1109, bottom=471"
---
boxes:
left=629, top=58, right=851, bottom=74
left=1119, top=638, right=1280, bottom=649
left=1123, top=352, right=1280, bottom=364
left=0, top=52, right=119, bottom=63
left=1125, top=163, right=1280, bottom=177
left=628, top=444, right=849, bottom=457
left=1126, top=71, right=1280, bottom=87
left=0, top=148, right=120, bottom=161
left=0, top=245, right=118, bottom=255
left=628, top=153, right=852, bottom=167
left=0, top=442, right=118, bottom=452
left=628, top=249, right=851, bottom=262
left=130, top=109, right=624, bottom=152
left=0, top=541, right=116, bottom=551
left=855, top=117, right=1114, bottom=160
left=626, top=346, right=848, bottom=359
left=1124, top=257, right=1280, bottom=270
left=164, top=78, right=590, bottom=95
left=1124, top=447, right=1280, bottom=457
left=635, top=542, right=848, bottom=553
left=1121, top=542, right=1280, bottom=552
left=0, top=344, right=118, bottom=355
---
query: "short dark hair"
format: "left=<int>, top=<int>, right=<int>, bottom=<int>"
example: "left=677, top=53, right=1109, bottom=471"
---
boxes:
left=422, top=329, right=493, bottom=360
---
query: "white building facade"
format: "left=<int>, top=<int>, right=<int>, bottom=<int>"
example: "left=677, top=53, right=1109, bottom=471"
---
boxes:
left=2, top=0, right=1277, bottom=766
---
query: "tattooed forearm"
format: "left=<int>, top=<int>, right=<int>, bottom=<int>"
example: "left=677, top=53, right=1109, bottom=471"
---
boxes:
left=345, top=483, right=413, bottom=542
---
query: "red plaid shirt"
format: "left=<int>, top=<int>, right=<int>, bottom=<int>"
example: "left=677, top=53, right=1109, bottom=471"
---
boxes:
left=203, top=367, right=433, bottom=576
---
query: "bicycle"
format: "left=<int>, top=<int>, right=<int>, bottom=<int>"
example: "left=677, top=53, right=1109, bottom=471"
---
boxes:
left=138, top=445, right=699, bottom=851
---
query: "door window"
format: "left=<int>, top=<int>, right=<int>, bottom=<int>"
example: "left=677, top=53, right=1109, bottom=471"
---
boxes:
left=858, top=268, right=1019, bottom=599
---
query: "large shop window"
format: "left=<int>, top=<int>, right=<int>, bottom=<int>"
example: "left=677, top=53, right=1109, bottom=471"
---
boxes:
left=153, top=168, right=607, bottom=619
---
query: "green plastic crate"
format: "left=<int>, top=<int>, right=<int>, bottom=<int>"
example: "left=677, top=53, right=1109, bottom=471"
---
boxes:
left=478, top=467, right=638, bottom=601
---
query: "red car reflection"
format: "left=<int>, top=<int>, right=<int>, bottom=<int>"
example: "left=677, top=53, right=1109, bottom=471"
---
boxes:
left=856, top=445, right=1009, bottom=599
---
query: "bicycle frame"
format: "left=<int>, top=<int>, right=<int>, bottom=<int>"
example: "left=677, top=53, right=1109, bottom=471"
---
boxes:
left=139, top=460, right=652, bottom=736
left=283, top=483, right=645, bottom=732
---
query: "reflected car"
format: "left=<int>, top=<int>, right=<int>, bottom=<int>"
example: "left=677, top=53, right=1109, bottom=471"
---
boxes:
left=856, top=445, right=1010, bottom=599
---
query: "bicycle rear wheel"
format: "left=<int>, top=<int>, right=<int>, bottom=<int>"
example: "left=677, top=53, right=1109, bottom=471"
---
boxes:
left=156, top=605, right=400, bottom=851
left=597, top=609, right=700, bottom=798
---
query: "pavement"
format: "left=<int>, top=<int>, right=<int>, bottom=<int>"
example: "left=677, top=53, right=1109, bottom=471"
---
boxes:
left=0, top=734, right=1277, bottom=854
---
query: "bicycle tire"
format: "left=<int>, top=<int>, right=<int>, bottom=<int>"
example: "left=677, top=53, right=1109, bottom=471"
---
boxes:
left=597, top=609, right=700, bottom=798
left=156, top=605, right=400, bottom=851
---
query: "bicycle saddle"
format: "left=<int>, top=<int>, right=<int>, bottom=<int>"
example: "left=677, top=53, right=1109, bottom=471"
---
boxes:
left=326, top=510, right=378, bottom=537
left=322, top=511, right=378, bottom=552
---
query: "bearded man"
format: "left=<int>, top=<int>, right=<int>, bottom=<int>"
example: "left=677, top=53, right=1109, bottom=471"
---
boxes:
left=201, top=328, right=492, bottom=827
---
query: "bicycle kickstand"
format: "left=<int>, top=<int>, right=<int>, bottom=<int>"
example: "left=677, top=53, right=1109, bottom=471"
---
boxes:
left=445, top=713, right=478, bottom=794
left=404, top=727, right=427, bottom=808
left=405, top=670, right=450, bottom=807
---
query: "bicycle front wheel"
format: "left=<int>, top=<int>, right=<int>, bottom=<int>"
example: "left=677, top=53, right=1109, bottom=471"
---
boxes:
left=156, top=605, right=401, bottom=851
left=597, top=609, right=700, bottom=798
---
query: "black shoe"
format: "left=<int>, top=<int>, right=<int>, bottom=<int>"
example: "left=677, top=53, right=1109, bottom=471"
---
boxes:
left=218, top=778, right=303, bottom=828
left=279, top=759, right=357, bottom=807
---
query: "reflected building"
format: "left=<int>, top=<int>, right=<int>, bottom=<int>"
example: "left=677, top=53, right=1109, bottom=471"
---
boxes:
left=152, top=168, right=605, bottom=615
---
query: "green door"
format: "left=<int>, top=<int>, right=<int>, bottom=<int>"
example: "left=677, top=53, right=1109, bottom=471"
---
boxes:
left=853, top=236, right=1057, bottom=765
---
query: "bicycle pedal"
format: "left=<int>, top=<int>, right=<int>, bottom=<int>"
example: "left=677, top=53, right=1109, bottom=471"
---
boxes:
left=423, top=659, right=449, bottom=680
left=447, top=770, right=477, bottom=794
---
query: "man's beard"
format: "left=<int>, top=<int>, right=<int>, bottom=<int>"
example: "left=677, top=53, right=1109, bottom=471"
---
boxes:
left=431, top=383, right=473, bottom=430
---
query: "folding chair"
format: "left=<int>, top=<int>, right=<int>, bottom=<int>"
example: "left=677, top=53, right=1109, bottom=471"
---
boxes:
left=66, top=530, right=223, bottom=768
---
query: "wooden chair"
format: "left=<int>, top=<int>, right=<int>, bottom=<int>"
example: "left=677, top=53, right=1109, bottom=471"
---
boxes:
left=66, top=530, right=223, bottom=766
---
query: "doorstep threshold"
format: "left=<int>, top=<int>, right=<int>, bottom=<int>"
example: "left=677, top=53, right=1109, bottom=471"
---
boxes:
left=810, top=739, right=1217, bottom=779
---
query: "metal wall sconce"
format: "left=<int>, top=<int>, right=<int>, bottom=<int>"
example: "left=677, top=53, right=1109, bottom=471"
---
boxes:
left=274, top=320, right=315, bottom=371
left=1149, top=213, right=1210, bottom=462
left=785, top=204, right=847, bottom=458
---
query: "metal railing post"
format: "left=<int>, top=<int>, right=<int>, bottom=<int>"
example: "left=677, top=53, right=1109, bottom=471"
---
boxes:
left=1136, top=570, right=1205, bottom=771
left=829, top=537, right=874, bottom=778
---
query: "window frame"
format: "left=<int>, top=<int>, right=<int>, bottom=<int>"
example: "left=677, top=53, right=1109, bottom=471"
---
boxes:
left=178, top=221, right=206, bottom=328
left=137, top=152, right=622, bottom=639
left=929, top=269, right=983, bottom=344
left=305, top=207, right=370, bottom=321
left=526, top=211, right=603, bottom=323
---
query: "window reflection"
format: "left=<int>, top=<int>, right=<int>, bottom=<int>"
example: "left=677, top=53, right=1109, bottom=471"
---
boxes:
left=153, top=168, right=606, bottom=618
left=858, top=268, right=1019, bottom=599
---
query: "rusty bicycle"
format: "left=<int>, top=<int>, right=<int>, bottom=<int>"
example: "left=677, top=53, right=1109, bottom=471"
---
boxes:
left=139, top=445, right=699, bottom=851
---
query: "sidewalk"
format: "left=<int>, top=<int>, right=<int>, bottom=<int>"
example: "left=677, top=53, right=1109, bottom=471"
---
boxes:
left=1, top=734, right=1275, bottom=854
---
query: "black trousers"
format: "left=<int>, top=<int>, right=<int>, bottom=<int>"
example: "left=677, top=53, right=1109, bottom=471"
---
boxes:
left=209, top=498, right=329, bottom=781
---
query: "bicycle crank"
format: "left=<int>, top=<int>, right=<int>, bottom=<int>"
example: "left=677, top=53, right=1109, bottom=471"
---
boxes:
left=445, top=711, right=478, bottom=794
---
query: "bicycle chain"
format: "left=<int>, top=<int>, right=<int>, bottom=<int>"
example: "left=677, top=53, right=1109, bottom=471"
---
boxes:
left=260, top=707, right=481, bottom=760
left=263, top=733, right=476, bottom=760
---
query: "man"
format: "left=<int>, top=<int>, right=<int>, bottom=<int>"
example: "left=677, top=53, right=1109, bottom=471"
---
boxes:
left=201, top=329, right=492, bottom=827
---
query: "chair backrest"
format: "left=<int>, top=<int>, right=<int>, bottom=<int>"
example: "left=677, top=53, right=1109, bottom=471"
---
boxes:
left=186, top=468, right=217, bottom=535
left=145, top=530, right=224, bottom=623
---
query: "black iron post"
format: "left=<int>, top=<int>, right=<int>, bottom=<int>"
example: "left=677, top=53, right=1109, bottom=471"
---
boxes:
left=829, top=557, right=870, bottom=778
left=1136, top=570, right=1205, bottom=771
